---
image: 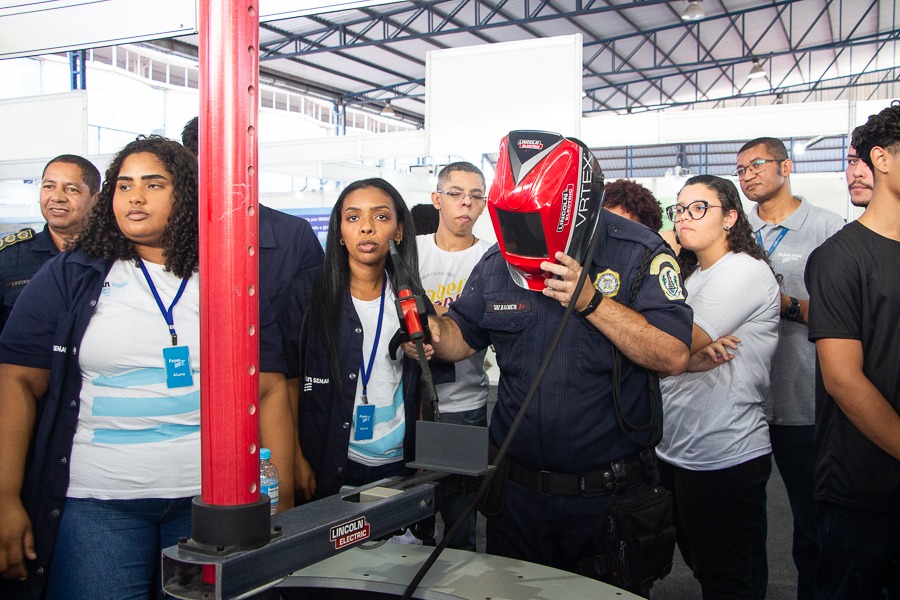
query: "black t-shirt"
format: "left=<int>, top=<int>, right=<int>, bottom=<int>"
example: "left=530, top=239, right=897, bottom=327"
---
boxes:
left=805, top=220, right=900, bottom=512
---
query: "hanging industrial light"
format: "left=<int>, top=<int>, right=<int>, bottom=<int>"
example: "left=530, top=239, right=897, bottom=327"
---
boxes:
left=747, top=59, right=767, bottom=79
left=681, top=0, right=704, bottom=21
left=381, top=101, right=395, bottom=116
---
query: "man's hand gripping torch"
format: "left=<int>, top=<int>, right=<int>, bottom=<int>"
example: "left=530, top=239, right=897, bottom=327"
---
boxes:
left=387, top=240, right=441, bottom=420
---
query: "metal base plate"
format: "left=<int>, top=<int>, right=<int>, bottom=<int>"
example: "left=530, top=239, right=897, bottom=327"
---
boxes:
left=278, top=544, right=644, bottom=599
left=408, top=421, right=490, bottom=476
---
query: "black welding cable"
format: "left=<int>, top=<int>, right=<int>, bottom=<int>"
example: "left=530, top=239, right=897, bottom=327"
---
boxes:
left=399, top=207, right=605, bottom=600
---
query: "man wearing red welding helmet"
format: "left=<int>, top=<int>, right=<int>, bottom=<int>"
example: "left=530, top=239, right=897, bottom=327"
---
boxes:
left=428, top=131, right=693, bottom=594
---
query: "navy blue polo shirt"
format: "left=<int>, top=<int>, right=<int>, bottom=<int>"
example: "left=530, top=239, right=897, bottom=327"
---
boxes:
left=0, top=250, right=285, bottom=600
left=258, top=204, right=324, bottom=379
left=0, top=225, right=59, bottom=332
left=447, top=212, right=693, bottom=473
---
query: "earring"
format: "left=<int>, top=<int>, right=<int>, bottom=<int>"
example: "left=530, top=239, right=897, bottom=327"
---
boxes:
left=724, top=226, right=731, bottom=231
left=395, top=235, right=402, bottom=244
left=339, top=238, right=345, bottom=246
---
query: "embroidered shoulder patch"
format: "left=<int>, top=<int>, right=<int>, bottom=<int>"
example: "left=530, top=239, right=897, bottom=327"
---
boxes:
left=657, top=266, right=684, bottom=301
left=649, top=253, right=680, bottom=275
left=593, top=269, right=621, bottom=298
left=0, top=228, right=35, bottom=252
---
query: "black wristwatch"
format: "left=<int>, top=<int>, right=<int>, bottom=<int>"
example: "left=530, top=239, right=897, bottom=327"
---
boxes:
left=577, top=289, right=604, bottom=318
left=785, top=296, right=800, bottom=321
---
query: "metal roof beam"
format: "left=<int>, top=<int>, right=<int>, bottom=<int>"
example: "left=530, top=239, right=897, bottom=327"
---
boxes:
left=258, top=0, right=687, bottom=60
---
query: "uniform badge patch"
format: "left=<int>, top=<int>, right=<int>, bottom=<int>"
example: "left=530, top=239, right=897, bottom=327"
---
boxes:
left=649, top=253, right=680, bottom=276
left=658, top=265, right=684, bottom=301
left=593, top=269, right=620, bottom=298
left=0, top=228, right=34, bottom=251
left=649, top=253, right=684, bottom=301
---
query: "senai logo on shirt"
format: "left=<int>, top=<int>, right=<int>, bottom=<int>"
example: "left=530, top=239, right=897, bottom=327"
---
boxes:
left=101, top=280, right=129, bottom=297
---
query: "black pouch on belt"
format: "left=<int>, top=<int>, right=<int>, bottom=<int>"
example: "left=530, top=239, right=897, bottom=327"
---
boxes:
left=478, top=443, right=510, bottom=517
left=606, top=483, right=677, bottom=595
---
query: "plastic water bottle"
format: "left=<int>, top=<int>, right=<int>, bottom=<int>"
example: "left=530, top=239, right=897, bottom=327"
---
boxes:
left=259, top=447, right=279, bottom=515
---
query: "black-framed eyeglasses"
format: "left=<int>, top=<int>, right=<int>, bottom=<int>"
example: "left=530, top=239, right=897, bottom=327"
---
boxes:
left=733, top=158, right=782, bottom=178
left=437, top=189, right=486, bottom=202
left=665, top=200, right=727, bottom=221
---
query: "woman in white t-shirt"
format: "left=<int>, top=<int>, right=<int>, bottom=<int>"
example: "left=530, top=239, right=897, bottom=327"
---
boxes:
left=0, top=137, right=293, bottom=599
left=657, top=175, right=780, bottom=600
left=296, top=178, right=431, bottom=500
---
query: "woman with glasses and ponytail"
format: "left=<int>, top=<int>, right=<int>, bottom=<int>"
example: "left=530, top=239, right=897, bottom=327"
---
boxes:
left=657, top=174, right=780, bottom=600
left=293, top=178, right=435, bottom=502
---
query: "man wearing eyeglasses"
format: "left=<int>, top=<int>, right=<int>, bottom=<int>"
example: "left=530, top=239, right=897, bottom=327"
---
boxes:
left=416, top=161, right=493, bottom=551
left=805, top=101, right=900, bottom=600
left=736, top=137, right=844, bottom=600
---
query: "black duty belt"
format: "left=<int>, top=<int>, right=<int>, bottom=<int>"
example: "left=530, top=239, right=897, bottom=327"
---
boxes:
left=506, top=450, right=655, bottom=497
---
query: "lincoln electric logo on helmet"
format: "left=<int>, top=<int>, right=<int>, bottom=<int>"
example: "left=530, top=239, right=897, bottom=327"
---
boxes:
left=557, top=185, right=574, bottom=232
left=488, top=130, right=605, bottom=292
left=518, top=139, right=544, bottom=150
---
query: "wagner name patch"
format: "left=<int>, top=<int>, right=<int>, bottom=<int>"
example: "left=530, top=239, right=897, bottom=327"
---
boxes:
left=486, top=300, right=530, bottom=313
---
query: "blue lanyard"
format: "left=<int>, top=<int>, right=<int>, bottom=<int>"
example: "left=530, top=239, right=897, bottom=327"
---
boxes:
left=138, top=260, right=189, bottom=346
left=358, top=275, right=387, bottom=404
left=756, top=228, right=789, bottom=257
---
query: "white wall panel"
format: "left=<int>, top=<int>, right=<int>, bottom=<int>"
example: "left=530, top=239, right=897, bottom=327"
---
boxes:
left=426, top=35, right=582, bottom=157
left=0, top=92, right=87, bottom=161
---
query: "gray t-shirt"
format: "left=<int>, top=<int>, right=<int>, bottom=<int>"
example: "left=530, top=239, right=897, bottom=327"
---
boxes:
left=749, top=198, right=844, bottom=425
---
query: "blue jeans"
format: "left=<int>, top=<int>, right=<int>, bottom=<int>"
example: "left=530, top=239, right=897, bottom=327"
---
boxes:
left=437, top=404, right=487, bottom=551
left=815, top=501, right=900, bottom=600
left=47, top=496, right=193, bottom=600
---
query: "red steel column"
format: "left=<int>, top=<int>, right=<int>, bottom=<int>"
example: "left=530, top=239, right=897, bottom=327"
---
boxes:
left=198, top=0, right=260, bottom=506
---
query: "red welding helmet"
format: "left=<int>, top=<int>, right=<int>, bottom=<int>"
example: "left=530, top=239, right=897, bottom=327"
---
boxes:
left=488, top=130, right=605, bottom=291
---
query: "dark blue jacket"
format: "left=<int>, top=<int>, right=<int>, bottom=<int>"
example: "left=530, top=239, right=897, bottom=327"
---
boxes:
left=448, top=211, right=693, bottom=473
left=258, top=205, right=324, bottom=379
left=0, top=251, right=108, bottom=599
left=0, top=225, right=59, bottom=333
left=295, top=268, right=450, bottom=500
left=0, top=251, right=285, bottom=600
left=296, top=291, right=417, bottom=499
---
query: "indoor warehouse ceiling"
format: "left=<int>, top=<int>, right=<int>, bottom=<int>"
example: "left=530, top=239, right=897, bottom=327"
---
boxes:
left=153, top=0, right=900, bottom=126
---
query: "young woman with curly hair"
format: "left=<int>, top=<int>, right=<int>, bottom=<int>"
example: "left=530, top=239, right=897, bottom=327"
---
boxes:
left=656, top=174, right=780, bottom=600
left=0, top=136, right=293, bottom=600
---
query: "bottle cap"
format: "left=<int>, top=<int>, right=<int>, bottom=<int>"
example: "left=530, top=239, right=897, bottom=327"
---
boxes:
left=260, top=447, right=271, bottom=461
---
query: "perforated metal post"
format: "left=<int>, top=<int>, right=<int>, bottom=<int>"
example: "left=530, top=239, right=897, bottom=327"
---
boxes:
left=198, top=0, right=261, bottom=509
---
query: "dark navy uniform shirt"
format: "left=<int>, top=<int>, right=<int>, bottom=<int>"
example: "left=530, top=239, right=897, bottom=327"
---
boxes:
left=448, top=211, right=693, bottom=473
left=258, top=205, right=324, bottom=379
left=0, top=225, right=59, bottom=332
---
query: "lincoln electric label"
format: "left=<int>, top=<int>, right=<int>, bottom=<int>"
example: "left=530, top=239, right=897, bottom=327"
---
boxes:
left=330, top=517, right=371, bottom=549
